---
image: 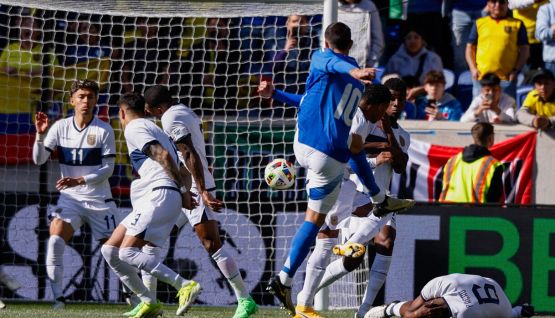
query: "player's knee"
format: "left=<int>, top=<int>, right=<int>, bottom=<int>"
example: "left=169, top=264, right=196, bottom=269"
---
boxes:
left=343, top=254, right=364, bottom=272
left=101, top=244, right=118, bottom=265
left=202, top=238, right=222, bottom=255
left=375, top=237, right=395, bottom=255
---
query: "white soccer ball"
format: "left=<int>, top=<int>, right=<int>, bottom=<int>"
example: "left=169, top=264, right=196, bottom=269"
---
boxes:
left=264, top=158, right=296, bottom=190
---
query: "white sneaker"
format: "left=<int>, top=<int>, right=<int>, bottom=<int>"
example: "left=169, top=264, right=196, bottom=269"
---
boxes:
left=356, top=303, right=372, bottom=318
left=0, top=271, right=20, bottom=291
left=364, top=304, right=388, bottom=318
left=0, top=299, right=5, bottom=309
left=52, top=298, right=66, bottom=310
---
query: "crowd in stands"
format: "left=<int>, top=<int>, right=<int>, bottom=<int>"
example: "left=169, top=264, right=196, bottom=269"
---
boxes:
left=2, top=1, right=555, bottom=188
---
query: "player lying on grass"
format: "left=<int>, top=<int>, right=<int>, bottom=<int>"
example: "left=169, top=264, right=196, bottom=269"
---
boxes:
left=101, top=93, right=199, bottom=318
left=365, top=273, right=534, bottom=318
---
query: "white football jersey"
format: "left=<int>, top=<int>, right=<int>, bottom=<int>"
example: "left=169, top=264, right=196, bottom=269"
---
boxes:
left=161, top=104, right=216, bottom=190
left=420, top=274, right=512, bottom=318
left=43, top=116, right=115, bottom=201
left=124, top=118, right=180, bottom=201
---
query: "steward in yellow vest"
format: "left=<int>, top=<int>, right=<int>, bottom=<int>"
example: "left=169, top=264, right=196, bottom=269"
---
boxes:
left=439, top=123, right=504, bottom=203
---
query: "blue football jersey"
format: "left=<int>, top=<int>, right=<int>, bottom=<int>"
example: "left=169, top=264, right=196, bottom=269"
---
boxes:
left=297, top=48, right=364, bottom=163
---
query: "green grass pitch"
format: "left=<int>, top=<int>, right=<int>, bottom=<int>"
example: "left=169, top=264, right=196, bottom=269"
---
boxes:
left=0, top=302, right=553, bottom=318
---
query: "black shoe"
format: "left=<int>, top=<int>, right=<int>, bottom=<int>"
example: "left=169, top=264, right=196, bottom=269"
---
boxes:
left=372, top=196, right=415, bottom=218
left=266, top=276, right=294, bottom=316
left=521, top=304, right=535, bottom=317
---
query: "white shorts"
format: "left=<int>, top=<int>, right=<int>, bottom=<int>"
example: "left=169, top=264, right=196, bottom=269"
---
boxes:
left=175, top=188, right=216, bottom=228
left=294, top=139, right=345, bottom=214
left=121, top=187, right=182, bottom=247
left=325, top=176, right=357, bottom=230
left=352, top=191, right=396, bottom=229
left=51, top=194, right=120, bottom=241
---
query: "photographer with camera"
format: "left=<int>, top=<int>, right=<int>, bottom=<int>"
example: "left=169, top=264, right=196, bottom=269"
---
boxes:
left=461, top=73, right=517, bottom=124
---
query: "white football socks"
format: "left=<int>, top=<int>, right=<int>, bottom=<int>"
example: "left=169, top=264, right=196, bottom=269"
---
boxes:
left=360, top=254, right=392, bottom=309
left=212, top=247, right=249, bottom=299
left=119, top=246, right=190, bottom=291
left=297, top=237, right=335, bottom=307
left=100, top=245, right=155, bottom=304
left=348, top=216, right=385, bottom=246
left=141, top=245, right=160, bottom=295
left=317, top=258, right=349, bottom=291
left=385, top=301, right=407, bottom=317
left=46, top=235, right=65, bottom=300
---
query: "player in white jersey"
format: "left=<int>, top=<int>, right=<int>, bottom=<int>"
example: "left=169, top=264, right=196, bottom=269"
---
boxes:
left=294, top=84, right=410, bottom=318
left=142, top=85, right=258, bottom=318
left=100, top=93, right=199, bottom=318
left=32, top=80, right=118, bottom=309
left=365, top=273, right=535, bottom=318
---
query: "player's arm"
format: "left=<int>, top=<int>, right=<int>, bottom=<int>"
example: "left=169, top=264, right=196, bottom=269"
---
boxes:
left=349, top=133, right=381, bottom=197
left=257, top=80, right=302, bottom=107
left=32, top=111, right=54, bottom=165
left=145, top=141, right=197, bottom=209
left=175, top=135, right=223, bottom=211
left=404, top=296, right=450, bottom=318
left=381, top=117, right=408, bottom=174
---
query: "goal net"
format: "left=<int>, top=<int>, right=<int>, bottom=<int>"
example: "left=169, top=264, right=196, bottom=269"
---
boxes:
left=0, top=0, right=369, bottom=309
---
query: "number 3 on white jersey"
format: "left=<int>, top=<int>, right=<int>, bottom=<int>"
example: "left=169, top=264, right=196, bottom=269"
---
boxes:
left=334, top=84, right=362, bottom=127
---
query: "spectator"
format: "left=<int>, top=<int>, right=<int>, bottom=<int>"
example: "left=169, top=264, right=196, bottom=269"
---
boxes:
left=384, top=27, right=443, bottom=99
left=517, top=68, right=555, bottom=130
left=461, top=73, right=517, bottom=124
left=338, top=0, right=384, bottom=67
left=122, top=17, right=178, bottom=94
left=439, top=122, right=504, bottom=203
left=0, top=16, right=58, bottom=133
left=466, top=0, right=530, bottom=98
left=415, top=70, right=462, bottom=121
left=535, top=0, right=555, bottom=75
left=447, top=0, right=486, bottom=73
left=170, top=18, right=242, bottom=115
left=511, top=0, right=548, bottom=70
left=383, top=76, right=418, bottom=119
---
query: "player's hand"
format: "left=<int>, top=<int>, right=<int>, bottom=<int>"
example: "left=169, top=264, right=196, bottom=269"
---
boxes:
left=56, top=177, right=85, bottom=190
left=257, top=80, right=274, bottom=99
left=35, top=111, right=49, bottom=134
left=182, top=191, right=198, bottom=210
left=349, top=68, right=376, bottom=84
left=201, top=190, right=224, bottom=212
left=376, top=151, right=393, bottom=166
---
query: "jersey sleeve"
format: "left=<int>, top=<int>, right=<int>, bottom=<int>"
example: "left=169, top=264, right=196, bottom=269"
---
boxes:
left=350, top=109, right=370, bottom=137
left=125, top=122, right=157, bottom=154
left=420, top=276, right=443, bottom=301
left=43, top=120, right=60, bottom=152
left=102, top=125, right=117, bottom=157
left=162, top=115, right=191, bottom=143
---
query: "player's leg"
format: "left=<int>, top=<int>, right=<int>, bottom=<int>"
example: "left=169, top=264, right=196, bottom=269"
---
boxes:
left=295, top=178, right=357, bottom=318
left=269, top=143, right=344, bottom=315
left=0, top=266, right=21, bottom=292
left=357, top=223, right=396, bottom=318
left=47, top=198, right=82, bottom=309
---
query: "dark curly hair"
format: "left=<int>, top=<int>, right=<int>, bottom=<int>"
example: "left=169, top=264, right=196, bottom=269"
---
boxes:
left=384, top=77, right=407, bottom=94
left=70, top=79, right=99, bottom=97
left=361, top=83, right=392, bottom=106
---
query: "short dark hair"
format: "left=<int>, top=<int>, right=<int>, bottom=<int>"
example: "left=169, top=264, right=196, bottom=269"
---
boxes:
left=479, top=73, right=501, bottom=87
left=361, top=84, right=392, bottom=105
left=324, top=22, right=352, bottom=51
left=70, top=79, right=99, bottom=97
left=144, top=85, right=173, bottom=108
left=423, top=70, right=446, bottom=85
left=471, top=122, right=494, bottom=146
left=384, top=77, right=407, bottom=93
left=118, top=92, right=145, bottom=115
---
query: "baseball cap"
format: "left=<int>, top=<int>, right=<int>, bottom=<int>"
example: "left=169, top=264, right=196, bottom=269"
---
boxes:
left=531, top=68, right=555, bottom=83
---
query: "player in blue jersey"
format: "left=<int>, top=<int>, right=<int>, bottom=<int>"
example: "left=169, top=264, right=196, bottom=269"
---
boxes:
left=258, top=22, right=414, bottom=316
left=33, top=79, right=118, bottom=309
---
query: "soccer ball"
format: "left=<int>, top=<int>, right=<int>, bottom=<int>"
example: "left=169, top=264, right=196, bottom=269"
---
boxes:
left=264, top=158, right=296, bottom=190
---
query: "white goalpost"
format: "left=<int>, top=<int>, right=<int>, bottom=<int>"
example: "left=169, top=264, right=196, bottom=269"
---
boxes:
left=0, top=0, right=370, bottom=310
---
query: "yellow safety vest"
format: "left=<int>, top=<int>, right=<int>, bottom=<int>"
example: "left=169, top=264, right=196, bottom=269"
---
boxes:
left=439, top=153, right=502, bottom=203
